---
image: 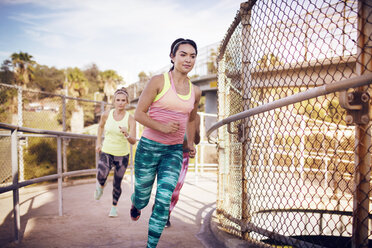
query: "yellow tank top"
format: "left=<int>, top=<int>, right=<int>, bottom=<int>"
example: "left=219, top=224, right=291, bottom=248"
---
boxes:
left=102, top=109, right=130, bottom=156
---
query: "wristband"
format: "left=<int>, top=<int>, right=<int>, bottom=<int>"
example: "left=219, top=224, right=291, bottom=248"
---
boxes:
left=125, top=134, right=130, bottom=138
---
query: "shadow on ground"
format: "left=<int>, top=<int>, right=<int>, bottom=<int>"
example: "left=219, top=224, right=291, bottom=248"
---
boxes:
left=0, top=174, right=221, bottom=248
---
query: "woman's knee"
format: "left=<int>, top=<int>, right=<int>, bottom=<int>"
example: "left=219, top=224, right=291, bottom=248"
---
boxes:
left=97, top=168, right=109, bottom=185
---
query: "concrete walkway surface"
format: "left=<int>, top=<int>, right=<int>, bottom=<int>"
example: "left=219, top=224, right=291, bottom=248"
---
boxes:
left=0, top=172, right=238, bottom=248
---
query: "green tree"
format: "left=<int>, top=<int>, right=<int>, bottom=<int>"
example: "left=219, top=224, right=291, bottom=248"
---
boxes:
left=100, top=70, right=123, bottom=102
left=83, top=63, right=101, bottom=93
left=65, top=67, right=88, bottom=98
left=10, top=52, right=36, bottom=88
left=24, top=138, right=57, bottom=179
left=138, top=71, right=148, bottom=81
left=67, top=139, right=96, bottom=171
left=0, top=59, right=15, bottom=84
left=0, top=86, right=16, bottom=122
left=64, top=67, right=89, bottom=132
left=33, top=65, right=64, bottom=92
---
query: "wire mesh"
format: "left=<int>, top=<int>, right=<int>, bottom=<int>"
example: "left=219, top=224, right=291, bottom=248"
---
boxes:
left=0, top=84, right=109, bottom=184
left=216, top=0, right=372, bottom=247
left=0, top=84, right=18, bottom=124
left=0, top=83, right=108, bottom=132
left=0, top=132, right=11, bottom=186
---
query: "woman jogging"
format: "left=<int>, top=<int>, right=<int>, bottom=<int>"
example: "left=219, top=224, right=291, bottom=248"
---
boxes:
left=130, top=38, right=201, bottom=248
left=94, top=87, right=136, bottom=217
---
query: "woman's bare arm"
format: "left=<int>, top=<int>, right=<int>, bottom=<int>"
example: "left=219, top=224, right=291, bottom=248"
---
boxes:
left=96, top=110, right=109, bottom=152
left=127, top=114, right=137, bottom=145
left=186, top=86, right=201, bottom=157
left=134, top=74, right=179, bottom=134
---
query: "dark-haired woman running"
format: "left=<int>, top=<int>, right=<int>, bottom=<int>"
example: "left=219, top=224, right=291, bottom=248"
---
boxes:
left=130, top=38, right=201, bottom=248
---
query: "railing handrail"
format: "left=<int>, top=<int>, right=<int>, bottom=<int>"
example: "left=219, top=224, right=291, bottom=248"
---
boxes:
left=0, top=122, right=96, bottom=139
left=0, top=169, right=97, bottom=194
left=0, top=82, right=107, bottom=104
left=206, top=73, right=372, bottom=141
left=0, top=123, right=98, bottom=195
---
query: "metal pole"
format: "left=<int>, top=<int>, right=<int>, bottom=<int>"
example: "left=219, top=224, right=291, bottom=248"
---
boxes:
left=206, top=72, right=372, bottom=138
left=217, top=46, right=227, bottom=212
left=62, top=96, right=68, bottom=182
left=11, top=129, right=21, bottom=242
left=240, top=0, right=256, bottom=240
left=353, top=126, right=370, bottom=248
left=352, top=1, right=372, bottom=247
left=194, top=145, right=199, bottom=184
left=196, top=113, right=204, bottom=178
left=17, top=86, right=24, bottom=182
left=96, top=102, right=101, bottom=173
left=57, top=137, right=63, bottom=216
left=130, top=144, right=134, bottom=192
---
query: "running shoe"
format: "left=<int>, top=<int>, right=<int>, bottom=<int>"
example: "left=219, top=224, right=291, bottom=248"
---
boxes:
left=109, top=206, right=118, bottom=217
left=130, top=204, right=141, bottom=221
left=94, top=185, right=103, bottom=200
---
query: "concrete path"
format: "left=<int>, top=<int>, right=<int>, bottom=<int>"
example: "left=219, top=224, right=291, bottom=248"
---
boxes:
left=0, top=173, right=231, bottom=248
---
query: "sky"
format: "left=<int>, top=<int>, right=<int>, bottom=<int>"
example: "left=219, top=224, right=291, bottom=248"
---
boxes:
left=0, top=0, right=242, bottom=84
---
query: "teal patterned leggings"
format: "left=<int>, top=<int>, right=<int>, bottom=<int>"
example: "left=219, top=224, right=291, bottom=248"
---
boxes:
left=131, top=137, right=183, bottom=248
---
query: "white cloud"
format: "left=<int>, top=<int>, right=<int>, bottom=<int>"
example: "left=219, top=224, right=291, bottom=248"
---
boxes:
left=0, top=51, right=11, bottom=58
left=1, top=0, right=242, bottom=82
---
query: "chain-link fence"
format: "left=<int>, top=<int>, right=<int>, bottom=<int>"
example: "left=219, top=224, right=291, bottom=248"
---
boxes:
left=0, top=84, right=110, bottom=184
left=215, top=0, right=372, bottom=247
left=0, top=82, right=218, bottom=187
left=0, top=83, right=110, bottom=132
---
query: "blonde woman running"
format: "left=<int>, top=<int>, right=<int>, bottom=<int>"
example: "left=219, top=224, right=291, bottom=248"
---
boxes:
left=95, top=87, right=136, bottom=217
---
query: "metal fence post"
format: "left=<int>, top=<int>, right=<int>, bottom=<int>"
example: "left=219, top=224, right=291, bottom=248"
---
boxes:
left=17, top=86, right=24, bottom=182
left=62, top=96, right=68, bottom=182
left=240, top=0, right=256, bottom=240
left=11, top=129, right=20, bottom=242
left=352, top=1, right=372, bottom=247
left=130, top=144, right=134, bottom=192
left=57, top=137, right=63, bottom=216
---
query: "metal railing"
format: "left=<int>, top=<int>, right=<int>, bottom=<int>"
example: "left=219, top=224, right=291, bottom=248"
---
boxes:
left=207, top=73, right=372, bottom=139
left=207, top=72, right=372, bottom=248
left=0, top=110, right=218, bottom=243
left=0, top=123, right=100, bottom=242
left=0, top=82, right=111, bottom=184
left=212, top=1, right=372, bottom=247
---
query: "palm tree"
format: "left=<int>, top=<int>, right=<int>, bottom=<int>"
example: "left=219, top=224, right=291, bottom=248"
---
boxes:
left=99, top=70, right=123, bottom=103
left=65, top=67, right=88, bottom=98
left=138, top=71, right=148, bottom=82
left=65, top=67, right=89, bottom=133
left=11, top=52, right=36, bottom=88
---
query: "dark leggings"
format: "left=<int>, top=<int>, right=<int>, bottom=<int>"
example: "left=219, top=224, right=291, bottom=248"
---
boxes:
left=131, top=137, right=182, bottom=248
left=97, top=152, right=129, bottom=206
